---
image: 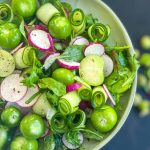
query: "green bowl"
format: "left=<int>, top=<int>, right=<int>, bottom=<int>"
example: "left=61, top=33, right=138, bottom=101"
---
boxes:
left=62, top=0, right=137, bottom=149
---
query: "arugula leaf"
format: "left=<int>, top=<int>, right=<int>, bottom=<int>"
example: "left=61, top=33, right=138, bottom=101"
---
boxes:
left=39, top=135, right=55, bottom=150
left=60, top=45, right=85, bottom=62
left=85, top=14, right=98, bottom=28
left=22, top=56, right=44, bottom=87
left=46, top=91, right=59, bottom=107
left=38, top=78, right=66, bottom=97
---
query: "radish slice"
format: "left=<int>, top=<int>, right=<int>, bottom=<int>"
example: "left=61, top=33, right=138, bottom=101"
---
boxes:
left=35, top=24, right=49, bottom=32
left=102, top=84, right=116, bottom=105
left=10, top=42, right=24, bottom=55
left=79, top=101, right=92, bottom=110
left=17, top=85, right=39, bottom=107
left=84, top=43, right=105, bottom=56
left=44, top=53, right=60, bottom=70
left=66, top=83, right=82, bottom=93
left=70, top=36, right=89, bottom=46
left=0, top=74, right=27, bottom=102
left=102, top=54, right=114, bottom=77
left=57, top=59, right=80, bottom=70
left=62, top=132, right=83, bottom=149
left=5, top=102, right=31, bottom=114
left=28, top=29, right=53, bottom=52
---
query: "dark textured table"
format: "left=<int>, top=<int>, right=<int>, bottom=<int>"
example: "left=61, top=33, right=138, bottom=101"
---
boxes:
left=102, top=0, right=150, bottom=150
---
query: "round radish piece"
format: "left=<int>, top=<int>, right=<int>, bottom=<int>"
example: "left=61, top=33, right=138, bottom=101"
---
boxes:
left=102, top=54, right=114, bottom=77
left=66, top=83, right=82, bottom=93
left=28, top=29, right=53, bottom=52
left=17, top=85, right=39, bottom=107
left=57, top=59, right=80, bottom=70
left=62, top=132, right=83, bottom=149
left=79, top=101, right=92, bottom=110
left=35, top=24, right=49, bottom=32
left=0, top=74, right=27, bottom=102
left=84, top=43, right=105, bottom=57
left=70, top=36, right=89, bottom=46
left=44, top=53, right=60, bottom=70
left=5, top=102, right=31, bottom=115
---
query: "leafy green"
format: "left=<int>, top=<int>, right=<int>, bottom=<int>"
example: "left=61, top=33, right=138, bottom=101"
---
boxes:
left=60, top=45, right=85, bottom=62
left=22, top=55, right=44, bottom=87
left=39, top=135, right=55, bottom=150
left=85, top=14, right=98, bottom=28
left=38, top=78, right=66, bottom=97
left=46, top=91, right=59, bottom=107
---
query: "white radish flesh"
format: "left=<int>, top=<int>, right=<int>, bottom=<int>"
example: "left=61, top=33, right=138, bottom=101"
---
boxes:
left=70, top=36, right=89, bottom=46
left=102, top=84, right=116, bottom=105
left=84, top=43, right=105, bottom=56
left=0, top=74, right=27, bottom=102
left=57, top=59, right=80, bottom=70
left=62, top=132, right=83, bottom=149
left=17, top=85, right=39, bottom=107
left=102, top=54, right=114, bottom=77
left=44, top=53, right=60, bottom=70
left=28, top=29, right=53, bottom=51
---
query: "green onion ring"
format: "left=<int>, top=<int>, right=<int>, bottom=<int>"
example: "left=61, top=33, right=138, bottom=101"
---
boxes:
left=51, top=112, right=67, bottom=134
left=68, top=109, right=86, bottom=128
left=92, top=86, right=108, bottom=108
left=58, top=91, right=81, bottom=115
left=0, top=4, right=13, bottom=24
left=88, top=23, right=111, bottom=42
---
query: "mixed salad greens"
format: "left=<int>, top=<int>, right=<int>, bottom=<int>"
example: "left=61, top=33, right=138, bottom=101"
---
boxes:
left=0, top=0, right=139, bottom=150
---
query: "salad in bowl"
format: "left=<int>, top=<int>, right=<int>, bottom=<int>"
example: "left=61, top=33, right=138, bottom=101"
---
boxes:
left=0, top=0, right=139, bottom=150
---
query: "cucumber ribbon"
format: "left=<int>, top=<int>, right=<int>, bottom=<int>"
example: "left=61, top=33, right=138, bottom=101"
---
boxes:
left=0, top=4, right=13, bottom=24
left=70, top=8, right=86, bottom=36
left=50, top=113, right=67, bottom=134
left=58, top=91, right=81, bottom=115
left=92, top=86, right=108, bottom=108
left=74, top=76, right=92, bottom=100
left=68, top=109, right=86, bottom=128
left=88, top=23, right=111, bottom=42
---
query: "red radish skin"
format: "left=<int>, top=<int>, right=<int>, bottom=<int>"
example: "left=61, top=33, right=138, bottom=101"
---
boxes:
left=28, top=29, right=53, bottom=52
left=35, top=24, right=49, bottom=32
left=70, top=36, right=89, bottom=46
left=79, top=101, right=92, bottom=110
left=10, top=42, right=24, bottom=55
left=57, top=59, right=80, bottom=70
left=44, top=53, right=60, bottom=70
left=0, top=74, right=28, bottom=102
left=17, top=85, right=39, bottom=107
left=102, top=84, right=116, bottom=105
left=66, top=83, right=82, bottom=93
left=84, top=43, right=105, bottom=57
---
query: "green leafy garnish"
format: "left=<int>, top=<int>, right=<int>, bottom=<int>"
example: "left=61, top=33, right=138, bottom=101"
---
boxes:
left=38, top=78, right=66, bottom=97
left=85, top=14, right=98, bottom=28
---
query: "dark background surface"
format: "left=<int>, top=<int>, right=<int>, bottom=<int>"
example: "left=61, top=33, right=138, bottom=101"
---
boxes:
left=102, top=0, right=150, bottom=150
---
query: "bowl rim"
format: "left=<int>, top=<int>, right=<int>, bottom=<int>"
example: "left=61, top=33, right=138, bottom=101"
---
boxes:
left=91, top=1, right=137, bottom=150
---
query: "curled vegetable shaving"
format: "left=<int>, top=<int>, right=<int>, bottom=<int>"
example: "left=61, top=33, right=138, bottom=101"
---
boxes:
left=70, top=8, right=86, bottom=35
left=92, top=86, right=108, bottom=108
left=58, top=91, right=81, bottom=115
left=68, top=109, right=86, bottom=128
left=0, top=4, right=13, bottom=24
left=50, top=113, right=67, bottom=134
left=88, top=23, right=110, bottom=42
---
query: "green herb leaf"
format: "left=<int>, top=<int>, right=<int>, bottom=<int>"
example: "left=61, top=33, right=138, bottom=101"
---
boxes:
left=85, top=14, right=98, bottom=28
left=60, top=45, right=85, bottom=62
left=38, top=78, right=66, bottom=97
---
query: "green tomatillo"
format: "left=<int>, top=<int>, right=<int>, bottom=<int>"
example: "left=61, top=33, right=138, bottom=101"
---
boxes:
left=12, top=0, right=37, bottom=18
left=48, top=15, right=72, bottom=39
left=91, top=105, right=117, bottom=132
left=0, top=23, right=22, bottom=49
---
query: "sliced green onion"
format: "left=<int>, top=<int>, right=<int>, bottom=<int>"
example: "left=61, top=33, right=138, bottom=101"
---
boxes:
left=68, top=109, right=86, bottom=128
left=70, top=9, right=86, bottom=35
left=74, top=76, right=92, bottom=100
left=78, top=85, right=92, bottom=100
left=58, top=91, right=81, bottom=115
left=88, top=23, right=110, bottom=42
left=92, top=86, right=108, bottom=108
left=50, top=113, right=67, bottom=134
left=0, top=4, right=13, bottom=24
